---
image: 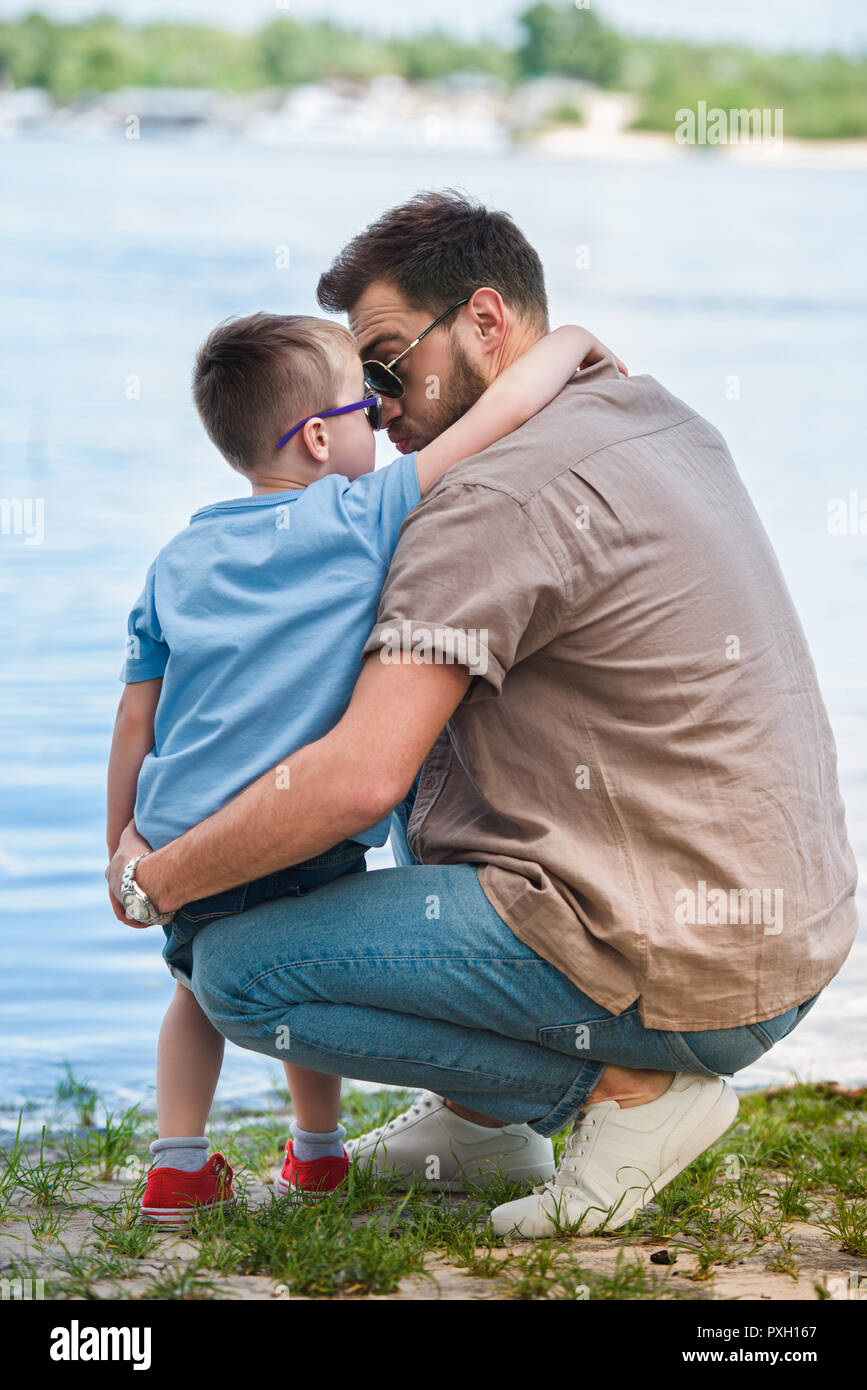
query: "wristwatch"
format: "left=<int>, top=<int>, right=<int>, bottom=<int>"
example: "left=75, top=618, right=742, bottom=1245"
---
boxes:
left=120, top=853, right=171, bottom=925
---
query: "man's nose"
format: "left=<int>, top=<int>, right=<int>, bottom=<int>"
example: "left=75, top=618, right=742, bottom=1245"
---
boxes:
left=380, top=396, right=403, bottom=429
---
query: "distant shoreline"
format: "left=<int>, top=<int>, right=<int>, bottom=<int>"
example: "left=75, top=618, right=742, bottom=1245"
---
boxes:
left=3, top=90, right=866, bottom=170
left=532, top=124, right=867, bottom=169
left=3, top=8, right=866, bottom=145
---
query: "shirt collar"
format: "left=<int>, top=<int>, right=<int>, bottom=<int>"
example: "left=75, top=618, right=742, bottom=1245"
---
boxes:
left=190, top=490, right=302, bottom=522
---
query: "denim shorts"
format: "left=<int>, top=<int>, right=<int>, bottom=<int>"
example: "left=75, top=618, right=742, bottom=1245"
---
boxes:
left=162, top=838, right=367, bottom=989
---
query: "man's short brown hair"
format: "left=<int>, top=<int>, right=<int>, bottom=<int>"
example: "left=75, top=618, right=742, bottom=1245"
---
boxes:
left=316, top=190, right=549, bottom=330
left=192, top=313, right=356, bottom=474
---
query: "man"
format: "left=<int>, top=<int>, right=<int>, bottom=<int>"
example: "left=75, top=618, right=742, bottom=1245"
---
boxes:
left=111, top=192, right=857, bottom=1237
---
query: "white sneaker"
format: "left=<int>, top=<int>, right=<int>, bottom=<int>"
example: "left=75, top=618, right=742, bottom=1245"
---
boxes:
left=345, top=1091, right=556, bottom=1191
left=489, top=1073, right=739, bottom=1238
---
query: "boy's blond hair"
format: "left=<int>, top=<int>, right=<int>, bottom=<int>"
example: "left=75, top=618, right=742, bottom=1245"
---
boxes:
left=193, top=313, right=357, bottom=474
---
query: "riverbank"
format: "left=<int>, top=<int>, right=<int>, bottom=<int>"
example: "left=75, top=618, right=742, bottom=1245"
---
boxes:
left=533, top=123, right=867, bottom=169
left=1, top=1080, right=864, bottom=1301
left=4, top=79, right=867, bottom=167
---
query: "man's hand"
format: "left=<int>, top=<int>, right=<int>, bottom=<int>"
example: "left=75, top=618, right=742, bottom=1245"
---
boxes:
left=106, top=820, right=161, bottom=927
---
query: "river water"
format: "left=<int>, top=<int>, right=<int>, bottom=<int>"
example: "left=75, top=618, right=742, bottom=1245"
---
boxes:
left=1, top=131, right=865, bottom=1135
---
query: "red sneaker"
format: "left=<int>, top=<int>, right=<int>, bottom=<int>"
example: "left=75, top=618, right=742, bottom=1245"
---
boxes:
left=139, top=1152, right=234, bottom=1227
left=275, top=1140, right=349, bottom=1201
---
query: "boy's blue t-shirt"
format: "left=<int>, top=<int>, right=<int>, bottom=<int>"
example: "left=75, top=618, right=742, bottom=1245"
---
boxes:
left=120, top=455, right=420, bottom=851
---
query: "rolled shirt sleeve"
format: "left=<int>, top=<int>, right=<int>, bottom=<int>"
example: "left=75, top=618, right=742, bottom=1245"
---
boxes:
left=361, top=480, right=567, bottom=700
left=119, top=560, right=169, bottom=683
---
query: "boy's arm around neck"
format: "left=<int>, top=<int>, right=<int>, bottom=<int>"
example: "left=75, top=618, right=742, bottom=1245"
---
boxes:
left=414, top=325, right=625, bottom=495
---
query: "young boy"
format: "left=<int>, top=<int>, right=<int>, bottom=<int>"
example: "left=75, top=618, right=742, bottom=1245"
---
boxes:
left=106, top=310, right=622, bottom=1224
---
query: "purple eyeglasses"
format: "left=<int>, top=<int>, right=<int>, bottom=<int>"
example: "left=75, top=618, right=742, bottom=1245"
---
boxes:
left=276, top=393, right=382, bottom=450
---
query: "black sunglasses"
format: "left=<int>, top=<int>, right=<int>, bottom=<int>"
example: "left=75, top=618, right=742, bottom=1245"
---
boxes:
left=362, top=296, right=471, bottom=400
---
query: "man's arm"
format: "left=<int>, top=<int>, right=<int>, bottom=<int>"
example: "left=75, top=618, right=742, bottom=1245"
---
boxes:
left=112, top=657, right=470, bottom=915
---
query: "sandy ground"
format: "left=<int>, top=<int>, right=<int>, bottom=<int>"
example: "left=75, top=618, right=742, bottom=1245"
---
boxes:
left=4, top=1173, right=864, bottom=1302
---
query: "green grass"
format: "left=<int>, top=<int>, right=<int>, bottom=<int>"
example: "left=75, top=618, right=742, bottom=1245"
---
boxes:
left=501, top=1245, right=682, bottom=1300
left=818, top=1195, right=867, bottom=1258
left=1, top=1076, right=865, bottom=1300
left=68, top=1105, right=143, bottom=1181
left=54, top=1063, right=99, bottom=1128
left=6, top=1127, right=93, bottom=1211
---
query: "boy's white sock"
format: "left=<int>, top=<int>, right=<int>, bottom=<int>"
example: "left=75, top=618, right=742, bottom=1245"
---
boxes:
left=291, top=1120, right=346, bottom=1162
left=150, top=1136, right=209, bottom=1172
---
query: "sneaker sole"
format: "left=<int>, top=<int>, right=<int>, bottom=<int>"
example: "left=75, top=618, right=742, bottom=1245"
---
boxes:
left=138, top=1199, right=232, bottom=1228
left=344, top=1159, right=557, bottom=1192
left=274, top=1174, right=347, bottom=1202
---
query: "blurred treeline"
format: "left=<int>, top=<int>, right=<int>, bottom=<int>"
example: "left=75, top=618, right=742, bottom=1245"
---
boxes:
left=2, top=4, right=866, bottom=138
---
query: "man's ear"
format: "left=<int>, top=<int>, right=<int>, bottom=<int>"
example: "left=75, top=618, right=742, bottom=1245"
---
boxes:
left=301, top=417, right=330, bottom=465
left=464, top=287, right=508, bottom=357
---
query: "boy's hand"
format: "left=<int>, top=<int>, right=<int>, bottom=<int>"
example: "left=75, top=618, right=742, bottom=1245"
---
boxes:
left=576, top=332, right=628, bottom=377
left=106, top=820, right=163, bottom=926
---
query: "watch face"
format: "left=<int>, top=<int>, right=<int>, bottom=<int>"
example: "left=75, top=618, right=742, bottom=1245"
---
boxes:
left=123, top=894, right=150, bottom=923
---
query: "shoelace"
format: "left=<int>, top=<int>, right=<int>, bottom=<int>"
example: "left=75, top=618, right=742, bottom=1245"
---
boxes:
left=532, top=1111, right=597, bottom=1196
left=355, top=1094, right=436, bottom=1144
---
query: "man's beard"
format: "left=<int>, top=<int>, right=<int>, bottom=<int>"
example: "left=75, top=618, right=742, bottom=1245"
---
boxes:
left=411, top=341, right=489, bottom=449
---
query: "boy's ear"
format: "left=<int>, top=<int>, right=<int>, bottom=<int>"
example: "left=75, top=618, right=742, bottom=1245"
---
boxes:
left=301, top=417, right=330, bottom=464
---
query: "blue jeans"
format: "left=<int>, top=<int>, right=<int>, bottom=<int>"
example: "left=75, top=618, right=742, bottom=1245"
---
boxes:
left=163, top=838, right=367, bottom=988
left=390, top=773, right=421, bottom=868
left=191, top=858, right=820, bottom=1137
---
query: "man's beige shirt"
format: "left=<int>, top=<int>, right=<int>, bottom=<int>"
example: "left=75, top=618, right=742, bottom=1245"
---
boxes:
left=362, top=359, right=858, bottom=1030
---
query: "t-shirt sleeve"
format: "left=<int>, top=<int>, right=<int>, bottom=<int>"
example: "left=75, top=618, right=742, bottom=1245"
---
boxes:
left=361, top=481, right=566, bottom=701
left=119, top=560, right=169, bottom=683
left=343, top=453, right=421, bottom=565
